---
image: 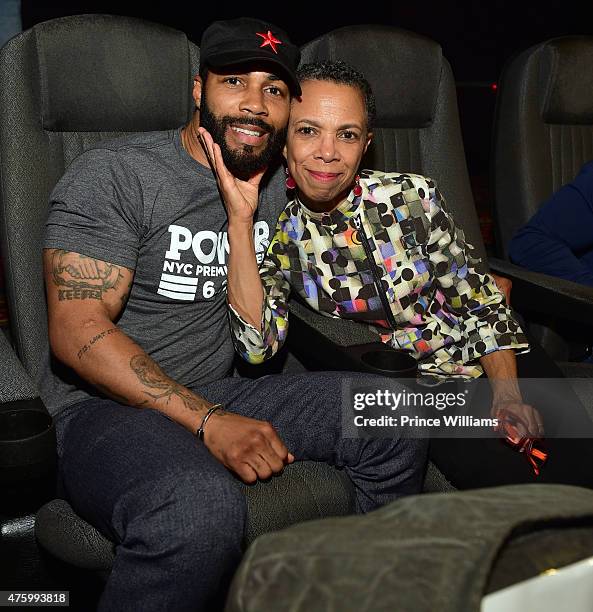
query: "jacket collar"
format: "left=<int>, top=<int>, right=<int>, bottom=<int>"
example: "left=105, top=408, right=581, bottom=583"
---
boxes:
left=293, top=183, right=365, bottom=227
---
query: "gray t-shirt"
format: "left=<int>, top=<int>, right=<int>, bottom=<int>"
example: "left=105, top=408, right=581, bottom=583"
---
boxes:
left=41, top=128, right=286, bottom=415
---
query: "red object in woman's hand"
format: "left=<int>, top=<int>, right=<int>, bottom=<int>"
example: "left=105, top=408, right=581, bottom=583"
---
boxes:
left=497, top=408, right=549, bottom=476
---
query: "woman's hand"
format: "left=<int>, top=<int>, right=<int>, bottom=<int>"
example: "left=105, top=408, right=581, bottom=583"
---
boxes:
left=197, top=127, right=266, bottom=225
left=491, top=273, right=512, bottom=306
left=492, top=399, right=544, bottom=439
left=479, top=350, right=544, bottom=438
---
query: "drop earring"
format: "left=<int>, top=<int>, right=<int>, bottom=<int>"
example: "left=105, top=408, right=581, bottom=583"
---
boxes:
left=285, top=168, right=296, bottom=190
left=353, top=174, right=362, bottom=197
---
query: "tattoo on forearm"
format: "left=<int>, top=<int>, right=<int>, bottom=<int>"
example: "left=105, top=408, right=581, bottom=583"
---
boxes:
left=129, top=354, right=224, bottom=414
left=77, top=328, right=121, bottom=360
left=52, top=250, right=124, bottom=301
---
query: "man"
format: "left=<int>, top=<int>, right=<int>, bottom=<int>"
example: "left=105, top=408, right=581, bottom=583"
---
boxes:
left=42, top=18, right=426, bottom=612
left=510, top=161, right=593, bottom=287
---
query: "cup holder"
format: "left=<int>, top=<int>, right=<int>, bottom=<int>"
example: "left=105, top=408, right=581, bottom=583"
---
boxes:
left=0, top=409, right=56, bottom=483
left=360, top=348, right=417, bottom=377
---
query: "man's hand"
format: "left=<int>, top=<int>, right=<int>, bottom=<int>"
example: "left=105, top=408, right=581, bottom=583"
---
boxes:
left=202, top=411, right=295, bottom=483
left=198, top=127, right=265, bottom=224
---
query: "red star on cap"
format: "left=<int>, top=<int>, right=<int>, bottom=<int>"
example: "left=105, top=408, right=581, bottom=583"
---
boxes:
left=256, top=30, right=282, bottom=54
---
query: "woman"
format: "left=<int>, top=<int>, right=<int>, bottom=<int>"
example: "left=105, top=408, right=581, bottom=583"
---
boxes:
left=200, top=60, right=593, bottom=489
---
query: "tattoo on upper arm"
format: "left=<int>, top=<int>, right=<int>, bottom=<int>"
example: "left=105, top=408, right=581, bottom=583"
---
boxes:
left=129, top=354, right=228, bottom=416
left=77, top=327, right=121, bottom=360
left=51, top=250, right=125, bottom=301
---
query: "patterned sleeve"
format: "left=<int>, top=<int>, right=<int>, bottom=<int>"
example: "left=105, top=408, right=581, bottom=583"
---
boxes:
left=423, top=178, right=530, bottom=361
left=228, top=227, right=292, bottom=365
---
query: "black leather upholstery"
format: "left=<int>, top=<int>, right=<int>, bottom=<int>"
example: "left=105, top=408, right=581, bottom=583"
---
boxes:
left=35, top=499, right=115, bottom=571
left=493, top=36, right=593, bottom=259
left=0, top=332, right=39, bottom=404
left=541, top=39, right=593, bottom=125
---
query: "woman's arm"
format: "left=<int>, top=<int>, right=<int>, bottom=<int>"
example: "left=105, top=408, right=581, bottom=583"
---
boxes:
left=421, top=177, right=542, bottom=433
left=479, top=349, right=543, bottom=436
left=197, top=127, right=292, bottom=364
left=423, top=178, right=529, bottom=361
left=227, top=219, right=265, bottom=328
left=228, top=236, right=292, bottom=364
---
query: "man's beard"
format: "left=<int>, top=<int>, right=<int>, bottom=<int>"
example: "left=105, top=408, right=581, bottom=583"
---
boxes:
left=199, top=93, right=287, bottom=181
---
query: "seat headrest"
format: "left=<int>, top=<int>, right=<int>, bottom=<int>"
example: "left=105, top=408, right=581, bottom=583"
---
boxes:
left=301, top=25, right=442, bottom=128
left=36, top=14, right=193, bottom=132
left=541, top=36, right=593, bottom=125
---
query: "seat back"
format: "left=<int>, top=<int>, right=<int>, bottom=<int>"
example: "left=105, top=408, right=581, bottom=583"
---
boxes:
left=493, top=36, right=593, bottom=258
left=0, top=14, right=199, bottom=381
left=301, top=25, right=484, bottom=260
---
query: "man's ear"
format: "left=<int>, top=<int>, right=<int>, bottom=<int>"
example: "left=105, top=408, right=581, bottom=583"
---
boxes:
left=192, top=75, right=203, bottom=109
left=364, top=131, right=373, bottom=155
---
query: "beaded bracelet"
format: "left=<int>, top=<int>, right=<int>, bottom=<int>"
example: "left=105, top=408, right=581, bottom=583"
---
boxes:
left=196, top=403, right=223, bottom=440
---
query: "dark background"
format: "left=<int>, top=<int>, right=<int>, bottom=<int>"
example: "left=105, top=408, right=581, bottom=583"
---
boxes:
left=18, top=1, right=593, bottom=247
left=21, top=1, right=593, bottom=80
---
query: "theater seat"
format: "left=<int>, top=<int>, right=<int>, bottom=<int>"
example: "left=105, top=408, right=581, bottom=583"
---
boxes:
left=35, top=460, right=356, bottom=572
left=494, top=36, right=593, bottom=259
left=492, top=36, right=593, bottom=361
left=0, top=14, right=362, bottom=579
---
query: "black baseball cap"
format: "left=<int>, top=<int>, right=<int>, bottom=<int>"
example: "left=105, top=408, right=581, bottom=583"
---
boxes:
left=200, top=17, right=301, bottom=96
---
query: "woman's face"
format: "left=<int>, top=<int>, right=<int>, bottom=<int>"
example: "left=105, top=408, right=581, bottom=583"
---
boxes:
left=285, top=80, right=372, bottom=212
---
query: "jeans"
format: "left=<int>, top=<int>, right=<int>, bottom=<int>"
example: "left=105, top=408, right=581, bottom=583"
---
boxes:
left=55, top=371, right=427, bottom=611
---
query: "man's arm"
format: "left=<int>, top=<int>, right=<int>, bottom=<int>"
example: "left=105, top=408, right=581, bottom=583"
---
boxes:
left=509, top=182, right=593, bottom=287
left=45, top=248, right=213, bottom=429
left=44, top=248, right=293, bottom=482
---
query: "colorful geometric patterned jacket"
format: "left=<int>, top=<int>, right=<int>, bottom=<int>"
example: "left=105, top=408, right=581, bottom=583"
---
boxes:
left=229, top=170, right=529, bottom=379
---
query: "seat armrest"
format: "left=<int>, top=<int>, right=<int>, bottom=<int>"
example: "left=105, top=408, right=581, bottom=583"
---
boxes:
left=489, top=258, right=593, bottom=326
left=287, top=299, right=398, bottom=374
left=0, top=330, right=43, bottom=408
left=0, top=331, right=53, bottom=487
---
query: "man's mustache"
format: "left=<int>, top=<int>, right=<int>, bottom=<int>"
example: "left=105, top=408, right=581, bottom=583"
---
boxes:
left=222, top=116, right=274, bottom=134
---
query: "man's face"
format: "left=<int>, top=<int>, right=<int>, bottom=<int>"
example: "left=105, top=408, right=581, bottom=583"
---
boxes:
left=196, top=66, right=290, bottom=180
